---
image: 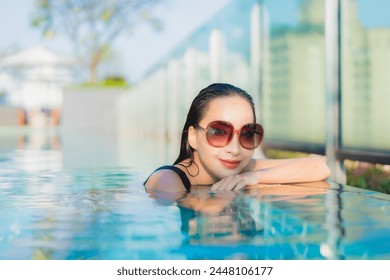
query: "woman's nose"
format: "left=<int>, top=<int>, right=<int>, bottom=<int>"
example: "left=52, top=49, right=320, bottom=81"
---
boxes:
left=225, top=133, right=240, bottom=155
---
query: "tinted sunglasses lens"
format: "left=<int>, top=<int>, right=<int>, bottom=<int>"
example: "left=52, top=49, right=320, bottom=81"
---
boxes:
left=206, top=122, right=233, bottom=147
left=239, top=124, right=263, bottom=149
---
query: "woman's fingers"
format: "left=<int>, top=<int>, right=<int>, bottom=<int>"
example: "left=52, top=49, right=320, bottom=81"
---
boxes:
left=234, top=180, right=247, bottom=191
left=211, top=175, right=247, bottom=191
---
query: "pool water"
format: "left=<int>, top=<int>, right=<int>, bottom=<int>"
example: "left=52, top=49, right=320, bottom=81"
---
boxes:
left=0, top=128, right=389, bottom=260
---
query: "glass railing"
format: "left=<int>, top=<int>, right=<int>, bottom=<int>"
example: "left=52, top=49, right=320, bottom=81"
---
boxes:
left=262, top=0, right=326, bottom=146
left=341, top=0, right=390, bottom=153
left=117, top=0, right=390, bottom=180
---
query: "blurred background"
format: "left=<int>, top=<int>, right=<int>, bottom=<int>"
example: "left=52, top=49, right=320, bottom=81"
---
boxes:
left=0, top=0, right=389, bottom=193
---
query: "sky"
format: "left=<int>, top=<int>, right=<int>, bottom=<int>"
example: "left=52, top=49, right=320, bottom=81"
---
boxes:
left=0, top=0, right=229, bottom=82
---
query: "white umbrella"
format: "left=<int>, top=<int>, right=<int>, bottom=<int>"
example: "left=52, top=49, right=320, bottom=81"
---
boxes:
left=0, top=46, right=76, bottom=111
left=0, top=45, right=74, bottom=67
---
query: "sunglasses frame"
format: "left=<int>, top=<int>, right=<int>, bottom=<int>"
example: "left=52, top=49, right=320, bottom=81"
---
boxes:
left=194, top=120, right=264, bottom=150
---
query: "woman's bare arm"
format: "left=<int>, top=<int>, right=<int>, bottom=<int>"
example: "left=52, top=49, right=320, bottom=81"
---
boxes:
left=249, top=157, right=331, bottom=183
left=211, top=157, right=331, bottom=191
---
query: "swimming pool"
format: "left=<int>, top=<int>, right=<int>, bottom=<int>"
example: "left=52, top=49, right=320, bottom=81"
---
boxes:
left=0, top=128, right=389, bottom=260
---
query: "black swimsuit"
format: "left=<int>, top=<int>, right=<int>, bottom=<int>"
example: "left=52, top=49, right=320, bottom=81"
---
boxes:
left=143, top=165, right=191, bottom=192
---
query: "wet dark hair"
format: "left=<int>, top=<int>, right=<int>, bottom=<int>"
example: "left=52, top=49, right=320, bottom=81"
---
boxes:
left=173, top=83, right=256, bottom=166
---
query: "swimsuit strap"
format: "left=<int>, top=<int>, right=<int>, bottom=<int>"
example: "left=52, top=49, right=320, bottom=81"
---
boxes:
left=143, top=165, right=191, bottom=192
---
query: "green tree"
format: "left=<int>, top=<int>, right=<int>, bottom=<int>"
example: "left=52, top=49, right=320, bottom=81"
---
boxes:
left=32, top=0, right=163, bottom=82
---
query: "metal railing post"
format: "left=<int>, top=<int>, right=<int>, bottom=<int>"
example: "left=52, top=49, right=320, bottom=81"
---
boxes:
left=325, top=0, right=346, bottom=183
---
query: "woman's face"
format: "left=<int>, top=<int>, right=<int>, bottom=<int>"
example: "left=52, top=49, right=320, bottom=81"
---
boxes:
left=190, top=96, right=255, bottom=181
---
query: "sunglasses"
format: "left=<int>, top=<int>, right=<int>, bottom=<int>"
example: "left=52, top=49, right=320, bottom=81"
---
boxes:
left=194, top=121, right=264, bottom=150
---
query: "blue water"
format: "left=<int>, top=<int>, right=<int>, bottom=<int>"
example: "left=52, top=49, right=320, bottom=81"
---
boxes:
left=0, top=128, right=389, bottom=260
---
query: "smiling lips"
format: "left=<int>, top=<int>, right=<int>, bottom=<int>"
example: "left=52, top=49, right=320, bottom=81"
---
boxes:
left=219, top=159, right=241, bottom=169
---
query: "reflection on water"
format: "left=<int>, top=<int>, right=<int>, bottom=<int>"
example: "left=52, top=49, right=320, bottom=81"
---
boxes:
left=0, top=127, right=389, bottom=259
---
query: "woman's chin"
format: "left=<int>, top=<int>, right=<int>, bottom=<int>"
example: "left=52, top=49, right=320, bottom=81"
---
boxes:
left=214, top=167, right=243, bottom=180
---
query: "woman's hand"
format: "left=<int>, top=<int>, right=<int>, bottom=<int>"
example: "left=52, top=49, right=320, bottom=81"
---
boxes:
left=211, top=171, right=259, bottom=191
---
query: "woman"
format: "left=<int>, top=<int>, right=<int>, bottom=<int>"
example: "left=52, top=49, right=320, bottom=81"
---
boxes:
left=144, top=83, right=330, bottom=192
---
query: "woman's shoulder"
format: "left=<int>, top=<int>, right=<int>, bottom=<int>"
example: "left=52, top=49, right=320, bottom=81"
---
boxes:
left=144, top=165, right=189, bottom=192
